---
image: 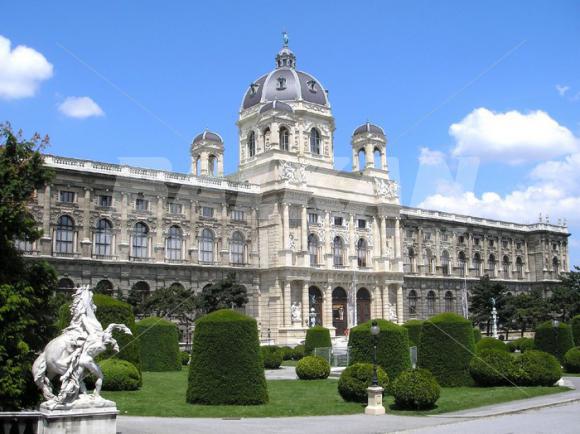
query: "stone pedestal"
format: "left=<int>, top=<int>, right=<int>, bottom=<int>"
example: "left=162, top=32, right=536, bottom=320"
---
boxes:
left=364, top=386, right=385, bottom=415
left=39, top=396, right=118, bottom=434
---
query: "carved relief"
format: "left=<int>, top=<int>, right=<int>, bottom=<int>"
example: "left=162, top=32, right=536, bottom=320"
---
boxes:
left=374, top=179, right=399, bottom=200
left=279, top=161, right=307, bottom=185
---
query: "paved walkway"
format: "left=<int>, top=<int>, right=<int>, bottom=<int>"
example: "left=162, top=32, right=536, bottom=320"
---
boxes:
left=264, top=366, right=297, bottom=380
left=116, top=377, right=580, bottom=434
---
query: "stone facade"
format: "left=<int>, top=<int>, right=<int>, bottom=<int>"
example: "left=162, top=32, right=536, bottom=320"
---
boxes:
left=21, top=42, right=570, bottom=344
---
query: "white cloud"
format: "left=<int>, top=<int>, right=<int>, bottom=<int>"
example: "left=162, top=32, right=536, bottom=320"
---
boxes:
left=418, top=147, right=446, bottom=166
left=0, top=35, right=53, bottom=99
left=449, top=108, right=579, bottom=164
left=58, top=96, right=104, bottom=119
left=556, top=84, right=570, bottom=96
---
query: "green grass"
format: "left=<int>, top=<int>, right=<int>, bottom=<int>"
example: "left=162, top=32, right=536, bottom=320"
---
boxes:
left=281, top=360, right=298, bottom=366
left=564, top=372, right=580, bottom=377
left=102, top=371, right=570, bottom=418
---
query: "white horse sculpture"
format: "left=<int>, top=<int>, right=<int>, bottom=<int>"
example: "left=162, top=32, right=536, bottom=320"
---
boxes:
left=32, top=285, right=132, bottom=408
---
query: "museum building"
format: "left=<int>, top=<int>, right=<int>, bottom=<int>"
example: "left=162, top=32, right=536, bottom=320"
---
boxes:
left=21, top=42, right=570, bottom=344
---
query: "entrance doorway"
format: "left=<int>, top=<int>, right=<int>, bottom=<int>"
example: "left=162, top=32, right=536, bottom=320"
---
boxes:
left=332, top=287, right=348, bottom=336
left=309, top=286, right=323, bottom=326
left=356, top=288, right=371, bottom=325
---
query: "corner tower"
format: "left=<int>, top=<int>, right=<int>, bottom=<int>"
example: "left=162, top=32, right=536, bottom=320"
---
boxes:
left=351, top=122, right=388, bottom=176
left=190, top=130, right=224, bottom=177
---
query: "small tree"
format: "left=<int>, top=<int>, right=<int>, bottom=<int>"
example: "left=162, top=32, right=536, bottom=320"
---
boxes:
left=197, top=273, right=248, bottom=314
left=469, top=276, right=507, bottom=334
left=549, top=267, right=580, bottom=321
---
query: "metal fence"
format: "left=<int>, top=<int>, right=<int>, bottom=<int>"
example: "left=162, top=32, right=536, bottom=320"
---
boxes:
left=313, top=346, right=351, bottom=367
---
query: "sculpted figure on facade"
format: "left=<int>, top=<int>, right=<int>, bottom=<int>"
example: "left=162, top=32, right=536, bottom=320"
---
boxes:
left=291, top=301, right=302, bottom=323
left=279, top=160, right=306, bottom=185
left=374, top=178, right=398, bottom=200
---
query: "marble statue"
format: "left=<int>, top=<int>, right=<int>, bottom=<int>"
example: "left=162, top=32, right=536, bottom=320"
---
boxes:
left=32, top=285, right=132, bottom=409
left=291, top=301, right=301, bottom=323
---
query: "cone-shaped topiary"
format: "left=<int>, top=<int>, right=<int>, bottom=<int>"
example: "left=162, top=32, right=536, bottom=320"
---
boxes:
left=475, top=337, right=508, bottom=353
left=349, top=319, right=411, bottom=382
left=304, top=326, right=332, bottom=355
left=403, top=320, right=423, bottom=347
left=473, top=328, right=482, bottom=343
left=571, top=315, right=580, bottom=346
left=418, top=313, right=475, bottom=386
left=534, top=321, right=574, bottom=363
left=186, top=309, right=268, bottom=405
left=136, top=317, right=181, bottom=371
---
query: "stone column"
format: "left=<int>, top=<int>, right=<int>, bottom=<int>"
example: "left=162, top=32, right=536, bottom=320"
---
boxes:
left=352, top=148, right=359, bottom=171
left=119, top=192, right=129, bottom=260
left=365, top=143, right=373, bottom=168
left=381, top=148, right=387, bottom=171
left=379, top=217, right=386, bottom=257
left=349, top=213, right=355, bottom=268
left=396, top=284, right=404, bottom=324
left=417, top=227, right=423, bottom=274
left=217, top=156, right=224, bottom=177
left=324, top=210, right=332, bottom=268
left=301, top=205, right=308, bottom=260
left=80, top=188, right=92, bottom=258
left=302, top=281, right=309, bottom=328
left=155, top=196, right=164, bottom=261
left=394, top=218, right=402, bottom=272
left=524, top=240, right=530, bottom=274
left=323, top=283, right=333, bottom=330
left=282, top=203, right=289, bottom=251
left=200, top=151, right=209, bottom=176
left=283, top=280, right=291, bottom=327
left=483, top=234, right=488, bottom=271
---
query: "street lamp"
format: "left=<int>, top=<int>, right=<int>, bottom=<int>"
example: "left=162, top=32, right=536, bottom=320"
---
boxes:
left=370, top=320, right=380, bottom=387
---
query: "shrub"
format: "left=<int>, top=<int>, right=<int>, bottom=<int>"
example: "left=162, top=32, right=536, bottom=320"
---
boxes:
left=262, top=346, right=283, bottom=369
left=418, top=313, right=475, bottom=387
left=97, top=359, right=141, bottom=391
left=391, top=369, right=441, bottom=410
left=473, top=328, right=482, bottom=343
left=403, top=320, right=423, bottom=347
left=476, top=337, right=508, bottom=353
left=180, top=351, right=190, bottom=366
left=58, top=294, right=141, bottom=370
left=186, top=309, right=268, bottom=405
left=137, top=317, right=181, bottom=371
left=349, top=319, right=411, bottom=382
left=534, top=321, right=574, bottom=363
left=512, top=350, right=562, bottom=386
left=280, top=346, right=294, bottom=360
left=571, top=315, right=580, bottom=346
left=296, top=355, right=330, bottom=380
left=292, top=344, right=305, bottom=360
left=563, top=347, right=580, bottom=373
left=338, top=363, right=389, bottom=403
left=469, top=349, right=514, bottom=387
left=507, top=337, right=534, bottom=353
left=304, top=326, right=332, bottom=355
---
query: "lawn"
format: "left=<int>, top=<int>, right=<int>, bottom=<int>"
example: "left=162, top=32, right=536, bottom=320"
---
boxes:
left=102, top=371, right=570, bottom=418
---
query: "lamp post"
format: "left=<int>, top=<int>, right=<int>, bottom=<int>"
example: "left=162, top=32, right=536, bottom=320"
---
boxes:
left=365, top=320, right=384, bottom=415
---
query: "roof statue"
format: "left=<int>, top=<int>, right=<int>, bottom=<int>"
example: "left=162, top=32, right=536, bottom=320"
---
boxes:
left=282, top=30, right=289, bottom=47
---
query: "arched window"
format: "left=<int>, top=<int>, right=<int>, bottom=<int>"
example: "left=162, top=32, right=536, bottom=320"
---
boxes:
left=308, top=233, right=319, bottom=266
left=332, top=236, right=344, bottom=267
left=516, top=256, right=523, bottom=279
left=405, top=247, right=416, bottom=273
left=247, top=131, right=256, bottom=157
left=426, top=291, right=436, bottom=316
left=95, top=279, right=114, bottom=295
left=502, top=255, right=510, bottom=279
left=489, top=254, right=496, bottom=276
left=57, top=277, right=75, bottom=291
left=169, top=282, right=185, bottom=291
left=357, top=238, right=367, bottom=268
left=200, top=228, right=214, bottom=263
left=374, top=148, right=382, bottom=169
left=55, top=215, right=75, bottom=254
left=552, top=257, right=559, bottom=274
left=458, top=251, right=466, bottom=277
left=441, top=250, right=450, bottom=276
left=444, top=291, right=454, bottom=312
left=166, top=225, right=183, bottom=261
left=310, top=128, right=321, bottom=154
left=279, top=127, right=289, bottom=151
left=473, top=252, right=481, bottom=277
left=408, top=290, right=417, bottom=316
left=132, top=222, right=149, bottom=258
left=94, top=218, right=113, bottom=257
left=263, top=127, right=271, bottom=149
left=424, top=248, right=434, bottom=274
left=230, top=231, right=245, bottom=265
left=130, top=281, right=150, bottom=306
left=358, top=148, right=366, bottom=170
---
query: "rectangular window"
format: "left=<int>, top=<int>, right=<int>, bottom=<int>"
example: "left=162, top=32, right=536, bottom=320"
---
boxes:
left=357, top=219, right=366, bottom=229
left=231, top=209, right=245, bottom=221
left=489, top=239, right=494, bottom=247
left=135, top=198, right=148, bottom=211
left=168, top=202, right=183, bottom=214
left=59, top=191, right=75, bottom=203
left=99, top=195, right=112, bottom=207
left=201, top=206, right=214, bottom=218
left=308, top=212, right=319, bottom=224
left=458, top=235, right=465, bottom=244
left=502, top=240, right=508, bottom=248
left=516, top=241, right=522, bottom=249
left=474, top=237, right=480, bottom=246
left=441, top=232, right=448, bottom=241
left=333, top=216, right=343, bottom=226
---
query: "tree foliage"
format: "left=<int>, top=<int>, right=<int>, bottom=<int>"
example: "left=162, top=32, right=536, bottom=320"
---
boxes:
left=548, top=266, right=580, bottom=321
left=502, top=289, right=549, bottom=337
left=469, top=276, right=507, bottom=328
left=197, top=273, right=248, bottom=314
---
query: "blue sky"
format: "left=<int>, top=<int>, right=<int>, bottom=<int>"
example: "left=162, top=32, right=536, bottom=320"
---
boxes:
left=1, top=1, right=579, bottom=267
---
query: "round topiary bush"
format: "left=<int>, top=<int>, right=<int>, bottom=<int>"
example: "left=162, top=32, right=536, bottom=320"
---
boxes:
left=292, top=344, right=305, bottom=360
left=186, top=309, right=268, bottom=405
left=507, top=337, right=534, bottom=353
left=349, top=319, right=411, bottom=382
left=262, top=346, right=283, bottom=369
left=296, top=355, right=330, bottom=380
left=418, top=313, right=475, bottom=387
left=391, top=369, right=441, bottom=410
left=572, top=315, right=580, bottom=346
left=338, top=363, right=389, bottom=403
left=476, top=337, right=508, bottom=353
left=534, top=321, right=574, bottom=363
left=180, top=351, right=190, bottom=366
left=98, top=359, right=141, bottom=391
left=512, top=350, right=562, bottom=386
left=403, top=320, right=423, bottom=347
left=304, top=326, right=332, bottom=355
left=58, top=294, right=141, bottom=371
left=473, top=328, right=482, bottom=343
left=280, top=346, right=294, bottom=361
left=469, top=349, right=514, bottom=386
left=563, top=347, right=580, bottom=373
left=136, top=317, right=181, bottom=372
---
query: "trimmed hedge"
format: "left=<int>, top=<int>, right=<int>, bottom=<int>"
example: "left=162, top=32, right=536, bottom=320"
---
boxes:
left=262, top=346, right=283, bottom=369
left=280, top=346, right=294, bottom=361
left=473, top=328, right=482, bottom=343
left=338, top=363, right=389, bottom=403
left=469, top=349, right=514, bottom=386
left=571, top=315, right=580, bottom=346
left=292, top=344, right=305, bottom=360
left=186, top=309, right=268, bottom=405
left=296, top=356, right=330, bottom=380
left=507, top=337, right=534, bottom=353
left=512, top=350, right=562, bottom=386
left=304, top=326, right=332, bottom=355
left=564, top=347, right=580, bottom=373
left=476, top=337, right=508, bottom=353
left=403, top=320, right=423, bottom=347
left=392, top=369, right=441, bottom=410
left=58, top=294, right=141, bottom=370
left=180, top=351, right=190, bottom=366
left=349, top=319, right=411, bottom=382
left=418, top=313, right=475, bottom=387
left=534, top=321, right=575, bottom=363
left=98, top=359, right=141, bottom=391
left=137, top=317, right=181, bottom=372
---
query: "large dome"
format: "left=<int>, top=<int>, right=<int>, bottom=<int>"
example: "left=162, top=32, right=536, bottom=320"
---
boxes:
left=241, top=46, right=329, bottom=110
